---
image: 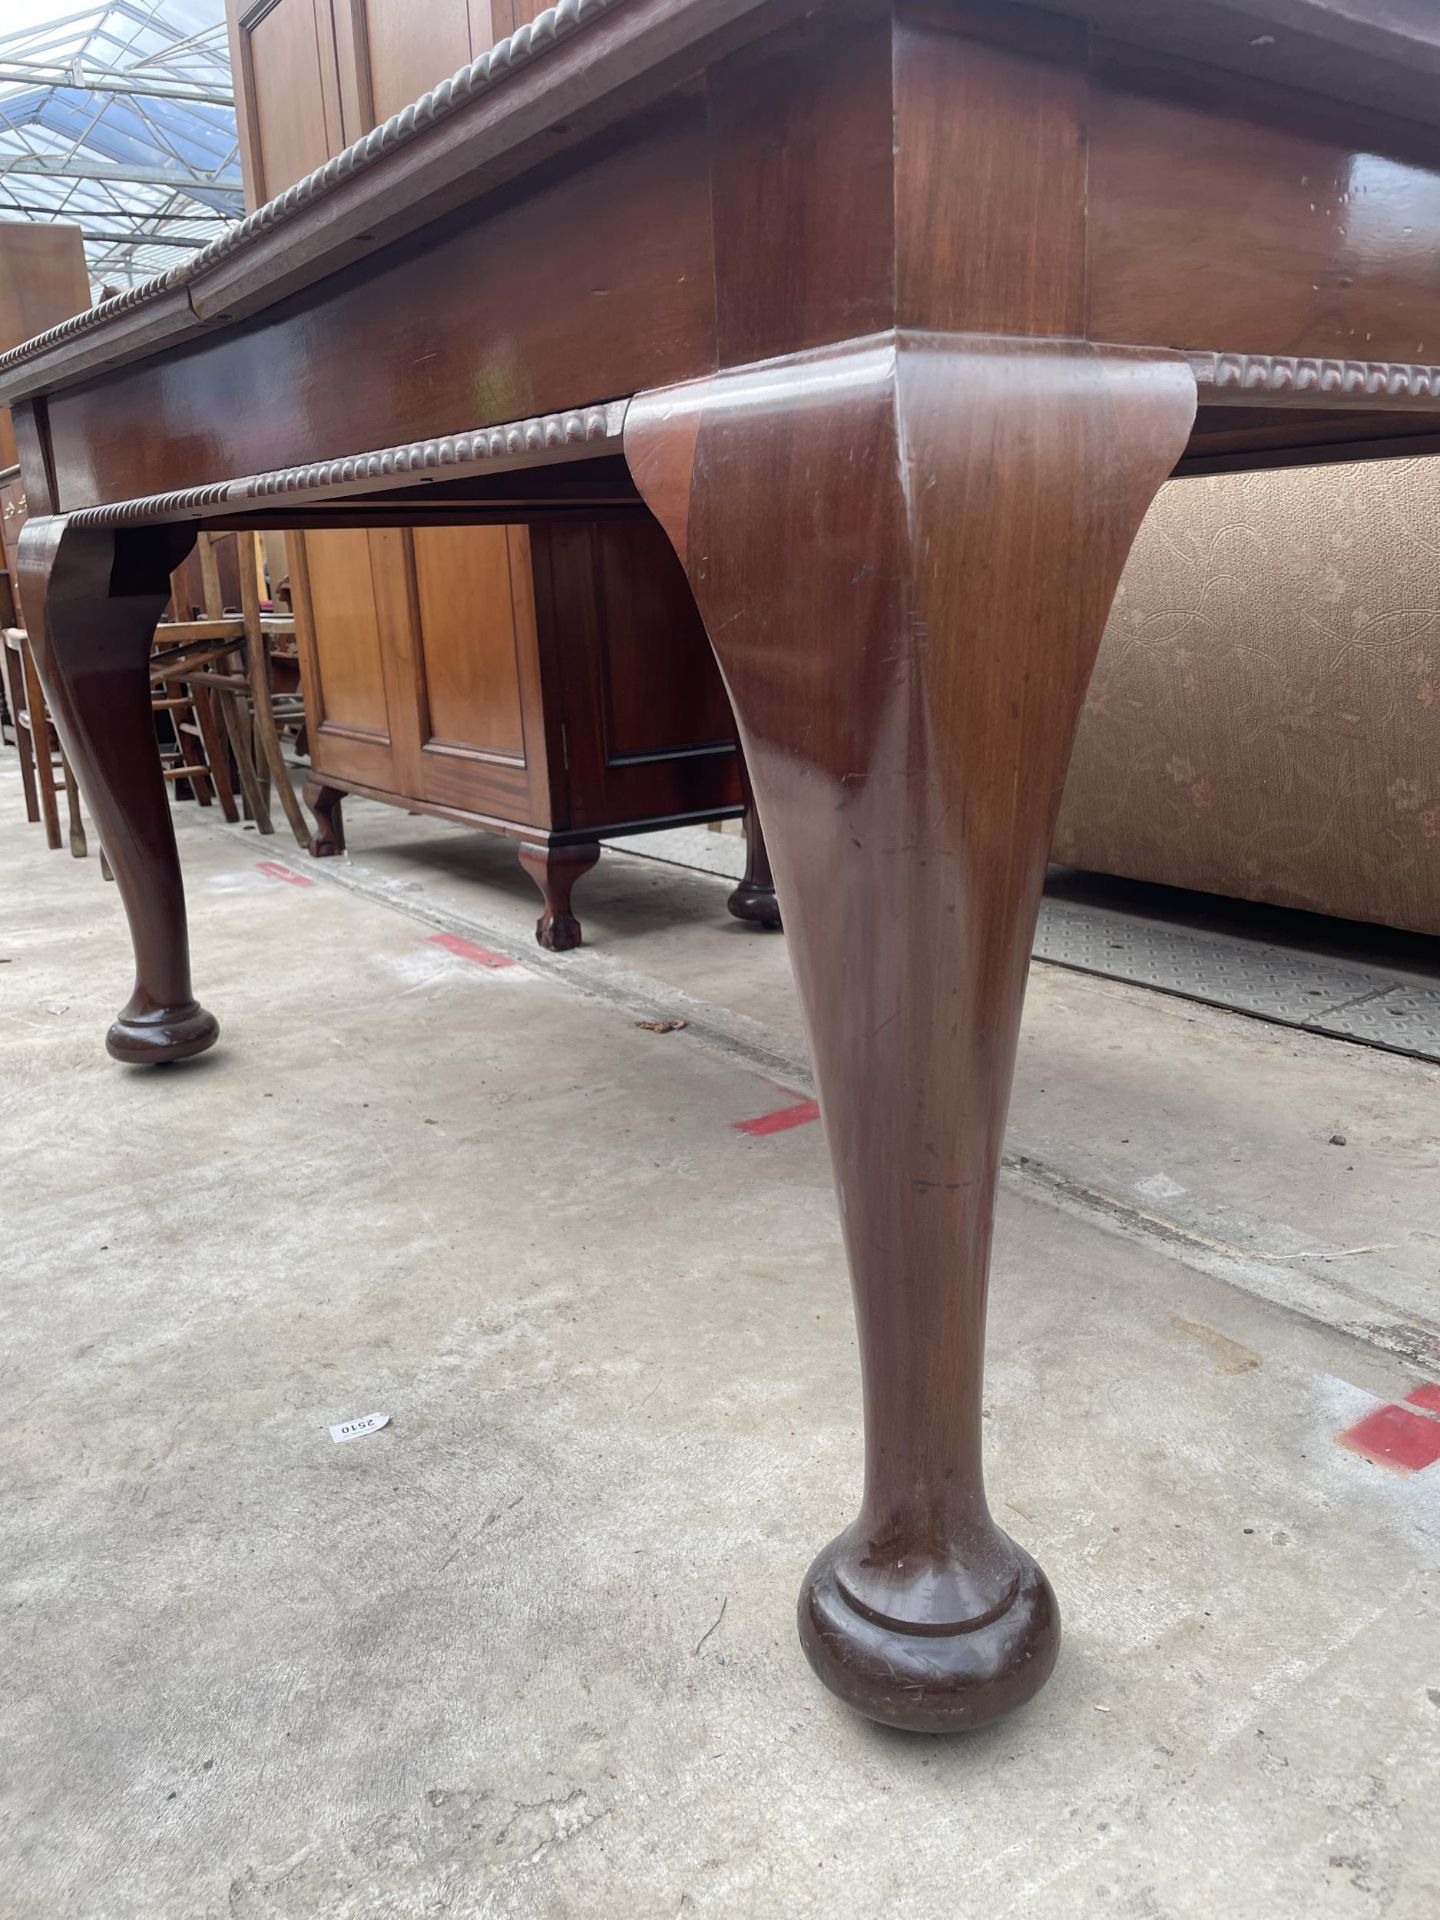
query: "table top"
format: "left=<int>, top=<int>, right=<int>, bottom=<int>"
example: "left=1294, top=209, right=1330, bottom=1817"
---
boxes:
left=6, top=0, right=1440, bottom=538
left=4, top=0, right=1440, bottom=416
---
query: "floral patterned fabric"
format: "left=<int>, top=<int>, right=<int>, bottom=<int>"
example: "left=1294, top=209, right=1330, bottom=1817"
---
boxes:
left=1056, top=458, right=1440, bottom=935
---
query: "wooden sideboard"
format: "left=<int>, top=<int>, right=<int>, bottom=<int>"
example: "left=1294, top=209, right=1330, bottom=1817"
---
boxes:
left=0, top=223, right=88, bottom=765
left=225, top=0, right=776, bottom=946
left=0, top=222, right=89, bottom=614
left=0, top=221, right=90, bottom=479
left=13, top=0, right=1440, bottom=1735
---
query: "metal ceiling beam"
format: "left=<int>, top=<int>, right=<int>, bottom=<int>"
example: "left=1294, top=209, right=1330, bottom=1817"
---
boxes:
left=69, top=229, right=209, bottom=249
left=0, top=153, right=241, bottom=193
left=0, top=62, right=232, bottom=107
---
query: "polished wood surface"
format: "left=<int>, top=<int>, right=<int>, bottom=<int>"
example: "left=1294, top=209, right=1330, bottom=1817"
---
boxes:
left=17, top=518, right=216, bottom=1063
left=233, top=0, right=346, bottom=201
left=628, top=332, right=1195, bottom=1726
left=294, top=505, right=755, bottom=947
left=10, top=0, right=1440, bottom=1733
left=223, top=0, right=756, bottom=944
left=518, top=837, right=601, bottom=950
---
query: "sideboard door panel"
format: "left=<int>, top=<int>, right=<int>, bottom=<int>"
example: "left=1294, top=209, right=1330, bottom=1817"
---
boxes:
left=408, top=525, right=549, bottom=825
left=290, top=527, right=400, bottom=790
left=535, top=519, right=742, bottom=829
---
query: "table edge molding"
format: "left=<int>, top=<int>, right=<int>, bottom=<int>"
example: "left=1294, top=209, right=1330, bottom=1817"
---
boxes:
left=41, top=348, right=1440, bottom=530
left=0, top=0, right=625, bottom=383
left=1187, top=349, right=1440, bottom=407
left=59, top=402, right=629, bottom=529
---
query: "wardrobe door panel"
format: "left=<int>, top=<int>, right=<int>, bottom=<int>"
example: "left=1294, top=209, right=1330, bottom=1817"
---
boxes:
left=360, top=0, right=481, bottom=121
left=231, top=0, right=344, bottom=201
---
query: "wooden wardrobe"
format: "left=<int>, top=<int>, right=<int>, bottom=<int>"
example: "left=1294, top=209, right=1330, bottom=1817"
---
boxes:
left=223, top=0, right=776, bottom=948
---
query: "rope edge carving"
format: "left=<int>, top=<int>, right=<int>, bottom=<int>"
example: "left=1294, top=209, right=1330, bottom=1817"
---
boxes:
left=62, top=402, right=627, bottom=528
left=0, top=0, right=623, bottom=380
left=1188, top=349, right=1440, bottom=404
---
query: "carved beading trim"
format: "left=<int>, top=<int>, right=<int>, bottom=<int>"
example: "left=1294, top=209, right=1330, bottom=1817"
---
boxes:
left=0, top=273, right=181, bottom=378
left=189, top=0, right=623, bottom=278
left=67, top=483, right=235, bottom=530
left=0, top=0, right=624, bottom=382
left=1188, top=349, right=1440, bottom=405
left=62, top=401, right=627, bottom=529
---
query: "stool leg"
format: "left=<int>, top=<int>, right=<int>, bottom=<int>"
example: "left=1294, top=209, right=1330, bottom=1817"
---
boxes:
left=19, top=515, right=218, bottom=1065
left=190, top=682, right=239, bottom=822
left=240, top=538, right=310, bottom=848
left=61, top=748, right=87, bottom=858
left=20, top=640, right=62, bottom=850
left=2, top=643, right=40, bottom=824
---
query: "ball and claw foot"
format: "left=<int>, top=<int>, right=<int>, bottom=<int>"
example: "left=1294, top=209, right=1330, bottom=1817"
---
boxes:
left=518, top=840, right=600, bottom=953
left=304, top=781, right=346, bottom=859
left=106, top=1000, right=219, bottom=1066
left=797, top=1530, right=1060, bottom=1733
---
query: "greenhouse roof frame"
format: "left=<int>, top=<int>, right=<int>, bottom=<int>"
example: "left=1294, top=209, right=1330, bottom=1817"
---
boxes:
left=0, top=1, right=242, bottom=293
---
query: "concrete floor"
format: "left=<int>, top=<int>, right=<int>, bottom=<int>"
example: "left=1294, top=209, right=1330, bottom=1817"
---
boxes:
left=2, top=759, right=1438, bottom=1919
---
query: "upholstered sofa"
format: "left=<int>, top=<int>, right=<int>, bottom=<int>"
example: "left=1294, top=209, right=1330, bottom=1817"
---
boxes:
left=1057, top=458, right=1440, bottom=937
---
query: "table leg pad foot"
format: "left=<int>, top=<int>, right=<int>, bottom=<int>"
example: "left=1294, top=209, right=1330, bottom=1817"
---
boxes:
left=106, top=1002, right=219, bottom=1065
left=798, top=1533, right=1060, bottom=1733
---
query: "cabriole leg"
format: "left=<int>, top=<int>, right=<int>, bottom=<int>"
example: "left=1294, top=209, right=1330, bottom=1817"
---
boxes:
left=626, top=332, right=1195, bottom=1731
left=19, top=515, right=217, bottom=1066
left=518, top=839, right=601, bottom=951
left=304, top=778, right=346, bottom=858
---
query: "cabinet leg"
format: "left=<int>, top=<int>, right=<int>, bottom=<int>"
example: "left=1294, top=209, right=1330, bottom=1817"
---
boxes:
left=304, top=778, right=346, bottom=858
left=627, top=332, right=1195, bottom=1730
left=19, top=516, right=218, bottom=1065
left=727, top=761, right=781, bottom=929
left=518, top=840, right=600, bottom=951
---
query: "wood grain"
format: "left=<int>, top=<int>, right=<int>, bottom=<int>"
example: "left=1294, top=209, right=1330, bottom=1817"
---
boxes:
left=894, top=0, right=1087, bottom=336
left=626, top=330, right=1197, bottom=1729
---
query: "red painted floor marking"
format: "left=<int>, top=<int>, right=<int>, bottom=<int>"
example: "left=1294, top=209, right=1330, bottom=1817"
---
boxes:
left=1405, top=1381, right=1440, bottom=1416
left=256, top=860, right=314, bottom=886
left=428, top=932, right=515, bottom=970
left=732, top=1097, right=821, bottom=1137
left=1338, top=1403, right=1440, bottom=1473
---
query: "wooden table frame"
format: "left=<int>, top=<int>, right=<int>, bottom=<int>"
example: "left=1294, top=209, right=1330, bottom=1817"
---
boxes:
left=7, top=0, right=1440, bottom=1732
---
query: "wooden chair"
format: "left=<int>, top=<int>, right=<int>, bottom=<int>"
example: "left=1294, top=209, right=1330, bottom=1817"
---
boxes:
left=154, top=532, right=308, bottom=847
left=2, top=624, right=86, bottom=857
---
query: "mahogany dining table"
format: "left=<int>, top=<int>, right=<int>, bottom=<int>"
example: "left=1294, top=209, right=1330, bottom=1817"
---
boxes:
left=5, top=0, right=1440, bottom=1733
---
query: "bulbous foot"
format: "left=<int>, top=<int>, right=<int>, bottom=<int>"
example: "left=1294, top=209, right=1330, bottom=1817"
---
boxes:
left=106, top=1001, right=219, bottom=1066
left=726, top=878, right=782, bottom=929
left=797, top=1529, right=1060, bottom=1732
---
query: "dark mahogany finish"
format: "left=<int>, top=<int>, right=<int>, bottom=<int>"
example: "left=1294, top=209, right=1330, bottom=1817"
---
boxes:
left=303, top=776, right=347, bottom=856
left=628, top=332, right=1195, bottom=1726
left=518, top=837, right=602, bottom=949
left=725, top=806, right=780, bottom=931
left=8, top=0, right=1440, bottom=1730
left=16, top=518, right=217, bottom=1064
